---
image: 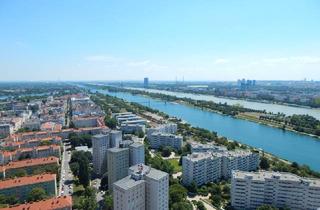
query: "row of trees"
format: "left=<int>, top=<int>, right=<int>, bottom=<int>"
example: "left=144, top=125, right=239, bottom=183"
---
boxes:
left=70, top=151, right=91, bottom=187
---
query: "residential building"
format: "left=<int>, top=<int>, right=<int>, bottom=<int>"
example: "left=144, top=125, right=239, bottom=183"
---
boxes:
left=2, top=195, right=72, bottom=210
left=146, top=123, right=177, bottom=139
left=121, top=123, right=146, bottom=134
left=107, top=148, right=129, bottom=191
left=149, top=132, right=183, bottom=150
left=92, top=134, right=110, bottom=175
left=231, top=170, right=320, bottom=210
left=0, top=156, right=59, bottom=179
left=129, top=142, right=145, bottom=166
left=190, top=142, right=227, bottom=153
left=0, top=145, right=61, bottom=165
left=110, top=130, right=122, bottom=148
left=182, top=150, right=259, bottom=186
left=0, top=124, right=13, bottom=137
left=182, top=152, right=221, bottom=186
left=0, top=174, right=57, bottom=202
left=113, top=164, right=169, bottom=210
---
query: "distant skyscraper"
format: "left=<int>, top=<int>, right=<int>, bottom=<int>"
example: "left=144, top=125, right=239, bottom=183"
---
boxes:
left=144, top=77, right=149, bottom=88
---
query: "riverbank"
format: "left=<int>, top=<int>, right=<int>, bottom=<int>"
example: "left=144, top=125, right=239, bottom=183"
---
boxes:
left=116, top=87, right=320, bottom=140
left=144, top=87, right=320, bottom=110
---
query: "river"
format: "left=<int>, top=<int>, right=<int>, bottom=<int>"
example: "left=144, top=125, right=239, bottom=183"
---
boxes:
left=127, top=87, right=320, bottom=119
left=85, top=86, right=320, bottom=171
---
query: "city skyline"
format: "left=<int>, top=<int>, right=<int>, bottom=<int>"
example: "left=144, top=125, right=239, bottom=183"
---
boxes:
left=1, top=0, right=320, bottom=81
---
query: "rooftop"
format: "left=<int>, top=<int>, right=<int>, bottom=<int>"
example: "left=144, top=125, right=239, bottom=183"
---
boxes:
left=2, top=196, right=72, bottom=210
left=232, top=170, right=320, bottom=187
left=0, top=174, right=56, bottom=190
left=0, top=157, right=59, bottom=172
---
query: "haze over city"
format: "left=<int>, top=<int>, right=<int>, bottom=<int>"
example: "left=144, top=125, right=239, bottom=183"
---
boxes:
left=1, top=0, right=320, bottom=81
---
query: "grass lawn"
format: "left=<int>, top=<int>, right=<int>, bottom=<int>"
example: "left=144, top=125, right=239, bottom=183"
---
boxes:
left=168, top=158, right=182, bottom=173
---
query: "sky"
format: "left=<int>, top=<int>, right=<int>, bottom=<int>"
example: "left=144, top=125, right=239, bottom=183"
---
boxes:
left=0, top=0, right=320, bottom=81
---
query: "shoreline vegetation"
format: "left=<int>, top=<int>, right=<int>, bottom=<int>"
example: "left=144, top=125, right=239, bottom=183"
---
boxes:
left=87, top=84, right=320, bottom=140
left=142, top=86, right=320, bottom=109
left=86, top=88, right=320, bottom=179
left=88, top=89, right=320, bottom=210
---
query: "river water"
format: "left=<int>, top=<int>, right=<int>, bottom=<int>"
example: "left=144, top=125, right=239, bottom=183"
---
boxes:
left=128, top=87, right=320, bottom=119
left=85, top=86, right=320, bottom=171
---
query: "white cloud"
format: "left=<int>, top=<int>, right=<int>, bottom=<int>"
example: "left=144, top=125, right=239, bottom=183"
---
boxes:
left=84, top=55, right=118, bottom=62
left=127, top=60, right=151, bottom=67
left=214, top=58, right=229, bottom=64
left=262, top=56, right=320, bottom=64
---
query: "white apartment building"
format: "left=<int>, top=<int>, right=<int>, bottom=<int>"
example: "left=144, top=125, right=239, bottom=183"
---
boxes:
left=231, top=170, right=320, bottom=210
left=113, top=164, right=169, bottom=210
left=129, top=142, right=145, bottom=166
left=146, top=123, right=177, bottom=139
left=182, top=152, right=221, bottom=186
left=182, top=150, right=259, bottom=186
left=107, top=147, right=129, bottom=191
left=190, top=142, right=227, bottom=153
left=149, top=132, right=183, bottom=150
left=92, top=134, right=110, bottom=175
left=110, top=130, right=122, bottom=148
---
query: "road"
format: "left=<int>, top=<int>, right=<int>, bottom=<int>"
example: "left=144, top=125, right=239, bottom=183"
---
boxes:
left=59, top=141, right=74, bottom=196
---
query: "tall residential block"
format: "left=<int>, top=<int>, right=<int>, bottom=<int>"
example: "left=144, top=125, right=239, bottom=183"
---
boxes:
left=146, top=123, right=178, bottom=139
left=92, top=134, right=110, bottom=175
left=113, top=164, right=169, bottom=210
left=231, top=171, right=320, bottom=210
left=182, top=150, right=259, bottom=186
left=129, top=142, right=145, bottom=166
left=107, top=147, right=129, bottom=191
left=110, top=130, right=122, bottom=148
left=149, top=132, right=183, bottom=150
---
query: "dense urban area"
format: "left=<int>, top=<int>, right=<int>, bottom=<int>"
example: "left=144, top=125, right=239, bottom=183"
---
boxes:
left=0, top=81, right=319, bottom=210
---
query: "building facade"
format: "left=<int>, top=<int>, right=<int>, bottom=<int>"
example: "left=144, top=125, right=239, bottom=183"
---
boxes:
left=149, top=132, right=183, bottom=150
left=231, top=171, right=320, bottom=210
left=107, top=147, right=129, bottom=191
left=0, top=174, right=57, bottom=202
left=92, top=134, right=110, bottom=175
left=182, top=150, right=259, bottom=186
left=129, top=142, right=145, bottom=166
left=113, top=164, right=169, bottom=210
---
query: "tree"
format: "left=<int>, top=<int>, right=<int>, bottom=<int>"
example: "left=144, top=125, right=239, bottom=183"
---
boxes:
left=105, top=117, right=117, bottom=129
left=257, top=205, right=278, bottom=210
left=188, top=181, right=198, bottom=194
left=27, top=187, right=47, bottom=202
left=169, top=184, right=187, bottom=205
left=70, top=162, right=79, bottom=177
left=103, top=194, right=113, bottom=210
left=161, top=146, right=172, bottom=157
left=171, top=201, right=193, bottom=210
left=10, top=169, right=27, bottom=178
left=78, top=156, right=90, bottom=187
left=210, top=194, right=222, bottom=208
left=195, top=201, right=206, bottom=210
left=260, top=156, right=270, bottom=170
left=79, top=196, right=98, bottom=210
